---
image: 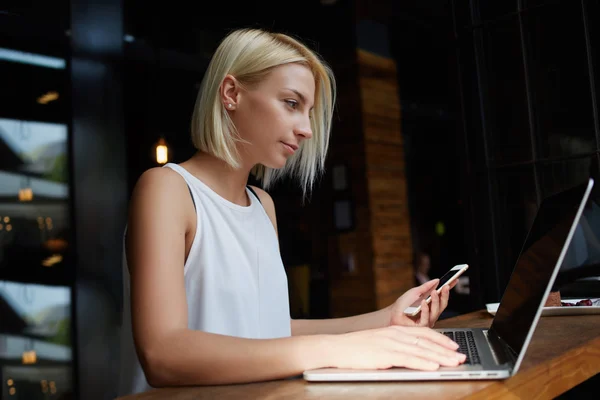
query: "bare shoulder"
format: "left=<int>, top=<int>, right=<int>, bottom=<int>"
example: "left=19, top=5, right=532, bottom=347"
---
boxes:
left=248, top=185, right=278, bottom=235
left=128, top=167, right=193, bottom=225
left=133, top=167, right=187, bottom=195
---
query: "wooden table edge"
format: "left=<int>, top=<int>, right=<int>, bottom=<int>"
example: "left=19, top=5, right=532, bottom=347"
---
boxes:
left=463, top=334, right=600, bottom=399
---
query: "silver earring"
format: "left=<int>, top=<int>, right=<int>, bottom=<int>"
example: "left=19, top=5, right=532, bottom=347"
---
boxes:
left=227, top=103, right=233, bottom=109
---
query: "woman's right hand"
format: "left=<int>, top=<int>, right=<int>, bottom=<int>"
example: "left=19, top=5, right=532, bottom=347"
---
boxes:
left=328, top=325, right=466, bottom=371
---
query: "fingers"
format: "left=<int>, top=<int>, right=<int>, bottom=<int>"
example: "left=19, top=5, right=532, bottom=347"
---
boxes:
left=391, top=332, right=463, bottom=359
left=419, top=299, right=430, bottom=327
left=340, top=326, right=467, bottom=372
left=387, top=336, right=465, bottom=367
left=439, top=285, right=450, bottom=314
left=393, top=325, right=459, bottom=350
left=430, top=289, right=440, bottom=324
left=418, top=279, right=439, bottom=294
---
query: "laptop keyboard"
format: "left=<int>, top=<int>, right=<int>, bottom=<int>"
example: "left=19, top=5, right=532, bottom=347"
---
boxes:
left=442, top=331, right=481, bottom=365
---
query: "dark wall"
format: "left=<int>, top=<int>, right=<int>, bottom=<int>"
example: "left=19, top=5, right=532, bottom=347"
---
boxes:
left=70, top=0, right=128, bottom=399
left=453, top=0, right=600, bottom=304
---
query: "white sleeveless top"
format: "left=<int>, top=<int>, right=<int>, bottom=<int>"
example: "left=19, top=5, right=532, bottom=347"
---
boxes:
left=117, top=163, right=291, bottom=396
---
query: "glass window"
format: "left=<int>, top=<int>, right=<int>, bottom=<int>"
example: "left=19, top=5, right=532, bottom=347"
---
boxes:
left=476, top=0, right=518, bottom=22
left=585, top=0, right=600, bottom=117
left=494, top=165, right=539, bottom=292
left=539, top=156, right=595, bottom=199
left=1, top=9, right=73, bottom=399
left=522, top=1, right=596, bottom=158
left=0, top=19, right=70, bottom=283
left=481, top=16, right=533, bottom=164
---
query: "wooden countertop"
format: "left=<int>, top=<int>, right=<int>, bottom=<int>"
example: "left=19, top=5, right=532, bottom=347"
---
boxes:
left=117, top=310, right=600, bottom=400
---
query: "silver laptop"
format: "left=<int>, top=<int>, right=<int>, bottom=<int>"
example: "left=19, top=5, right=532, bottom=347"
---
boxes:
left=304, top=178, right=595, bottom=382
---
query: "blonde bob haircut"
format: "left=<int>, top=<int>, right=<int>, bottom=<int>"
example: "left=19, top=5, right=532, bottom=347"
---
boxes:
left=191, top=28, right=336, bottom=196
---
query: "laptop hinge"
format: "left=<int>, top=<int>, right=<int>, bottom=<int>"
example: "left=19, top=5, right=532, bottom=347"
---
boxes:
left=486, top=328, right=517, bottom=366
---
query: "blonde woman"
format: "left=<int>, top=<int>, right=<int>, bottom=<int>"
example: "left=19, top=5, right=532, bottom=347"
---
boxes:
left=118, top=28, right=465, bottom=396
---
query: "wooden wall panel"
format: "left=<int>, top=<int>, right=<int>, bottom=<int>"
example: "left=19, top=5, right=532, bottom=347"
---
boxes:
left=358, top=48, right=415, bottom=310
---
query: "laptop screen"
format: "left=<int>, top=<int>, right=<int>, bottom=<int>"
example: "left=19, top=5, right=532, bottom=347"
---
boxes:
left=490, top=179, right=593, bottom=356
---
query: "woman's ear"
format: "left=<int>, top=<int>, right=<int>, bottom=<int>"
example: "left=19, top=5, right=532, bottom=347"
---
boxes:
left=220, top=74, right=240, bottom=110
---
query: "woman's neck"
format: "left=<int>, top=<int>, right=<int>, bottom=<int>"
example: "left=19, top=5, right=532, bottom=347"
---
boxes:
left=180, top=151, right=255, bottom=206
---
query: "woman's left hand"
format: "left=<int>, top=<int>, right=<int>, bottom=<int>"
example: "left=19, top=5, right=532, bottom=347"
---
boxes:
left=387, top=279, right=456, bottom=328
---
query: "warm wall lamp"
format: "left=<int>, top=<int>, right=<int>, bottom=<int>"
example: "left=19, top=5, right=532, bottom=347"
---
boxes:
left=155, top=138, right=169, bottom=164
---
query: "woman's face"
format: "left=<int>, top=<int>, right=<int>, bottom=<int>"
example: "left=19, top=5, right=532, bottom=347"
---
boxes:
left=226, top=63, right=315, bottom=169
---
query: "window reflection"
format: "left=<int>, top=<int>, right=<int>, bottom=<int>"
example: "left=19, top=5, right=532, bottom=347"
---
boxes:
left=0, top=48, right=66, bottom=69
left=1, top=10, right=74, bottom=399
left=561, top=198, right=600, bottom=270
left=540, top=157, right=594, bottom=199
left=0, top=119, right=69, bottom=272
left=558, top=184, right=600, bottom=287
left=0, top=281, right=73, bottom=399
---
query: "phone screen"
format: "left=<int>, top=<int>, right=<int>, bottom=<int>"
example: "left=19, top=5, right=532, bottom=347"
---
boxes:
left=435, top=268, right=459, bottom=289
left=408, top=268, right=460, bottom=308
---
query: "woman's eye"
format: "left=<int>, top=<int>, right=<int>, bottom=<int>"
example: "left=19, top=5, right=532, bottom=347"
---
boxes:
left=285, top=100, right=298, bottom=109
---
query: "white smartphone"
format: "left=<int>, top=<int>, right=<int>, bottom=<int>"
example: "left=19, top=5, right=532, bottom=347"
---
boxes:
left=403, top=264, right=469, bottom=316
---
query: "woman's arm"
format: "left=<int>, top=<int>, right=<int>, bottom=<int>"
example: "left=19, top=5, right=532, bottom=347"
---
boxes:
left=291, top=309, right=391, bottom=336
left=292, top=280, right=451, bottom=335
